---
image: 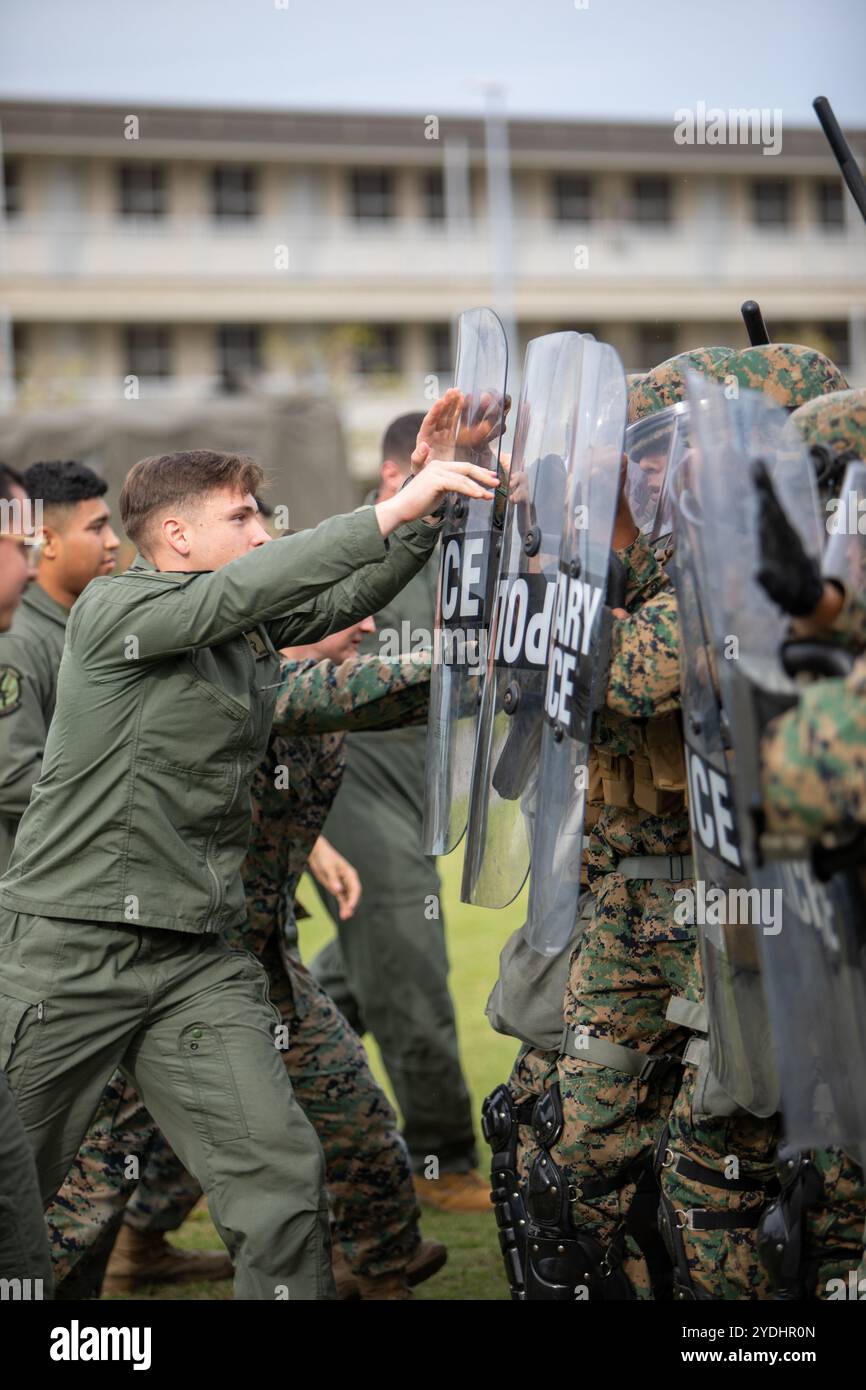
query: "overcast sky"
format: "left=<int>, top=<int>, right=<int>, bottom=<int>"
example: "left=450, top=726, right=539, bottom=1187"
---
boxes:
left=0, top=0, right=864, bottom=127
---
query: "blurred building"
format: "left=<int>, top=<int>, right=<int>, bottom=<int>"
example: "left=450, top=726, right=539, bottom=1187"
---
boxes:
left=1, top=100, right=864, bottom=482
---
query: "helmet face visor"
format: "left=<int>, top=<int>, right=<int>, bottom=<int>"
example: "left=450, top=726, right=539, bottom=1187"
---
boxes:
left=625, top=401, right=690, bottom=543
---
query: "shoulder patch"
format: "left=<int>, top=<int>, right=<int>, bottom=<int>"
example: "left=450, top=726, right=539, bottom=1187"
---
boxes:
left=0, top=665, right=23, bottom=716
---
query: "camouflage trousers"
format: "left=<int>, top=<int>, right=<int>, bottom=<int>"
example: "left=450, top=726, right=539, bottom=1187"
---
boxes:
left=507, top=1045, right=559, bottom=1186
left=655, top=966, right=865, bottom=1299
left=545, top=873, right=700, bottom=1299
left=47, top=937, right=420, bottom=1287
left=658, top=1059, right=780, bottom=1299
left=809, top=1149, right=866, bottom=1298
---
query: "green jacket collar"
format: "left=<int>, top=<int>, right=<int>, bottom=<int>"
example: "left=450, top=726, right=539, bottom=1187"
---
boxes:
left=22, top=581, right=70, bottom=630
left=129, top=552, right=157, bottom=572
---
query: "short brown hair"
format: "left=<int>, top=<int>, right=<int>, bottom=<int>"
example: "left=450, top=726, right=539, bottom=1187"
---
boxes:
left=120, top=449, right=263, bottom=551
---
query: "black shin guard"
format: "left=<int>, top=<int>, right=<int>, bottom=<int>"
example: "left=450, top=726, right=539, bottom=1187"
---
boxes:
left=524, top=1083, right=641, bottom=1301
left=482, top=1084, right=534, bottom=1300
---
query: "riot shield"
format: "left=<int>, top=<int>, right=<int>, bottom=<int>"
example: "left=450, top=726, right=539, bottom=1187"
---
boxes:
left=623, top=399, right=687, bottom=545
left=823, top=459, right=866, bottom=597
left=461, top=332, right=585, bottom=910
left=669, top=435, right=781, bottom=1117
left=422, top=307, right=509, bottom=855
left=678, top=375, right=866, bottom=1147
left=526, top=342, right=626, bottom=954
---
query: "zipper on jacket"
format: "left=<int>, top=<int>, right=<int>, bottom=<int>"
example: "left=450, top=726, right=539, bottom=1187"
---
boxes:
left=202, top=756, right=243, bottom=932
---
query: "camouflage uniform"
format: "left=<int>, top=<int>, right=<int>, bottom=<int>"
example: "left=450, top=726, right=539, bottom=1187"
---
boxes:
left=48, top=651, right=431, bottom=1290
left=538, top=543, right=701, bottom=1299
left=724, top=343, right=847, bottom=406
left=524, top=346, right=849, bottom=1301
left=311, top=562, right=479, bottom=1174
left=762, top=654, right=866, bottom=836
left=756, top=390, right=866, bottom=1297
left=791, top=386, right=866, bottom=464
left=656, top=346, right=857, bottom=1300
left=808, top=1150, right=866, bottom=1298
left=627, top=345, right=735, bottom=421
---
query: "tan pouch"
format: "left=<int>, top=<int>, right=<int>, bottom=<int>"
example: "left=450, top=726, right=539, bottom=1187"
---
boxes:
left=631, top=750, right=682, bottom=815
left=646, top=713, right=687, bottom=791
left=597, top=749, right=633, bottom=808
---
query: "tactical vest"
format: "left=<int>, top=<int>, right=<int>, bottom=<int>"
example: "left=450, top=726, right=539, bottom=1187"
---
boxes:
left=594, top=711, right=687, bottom=816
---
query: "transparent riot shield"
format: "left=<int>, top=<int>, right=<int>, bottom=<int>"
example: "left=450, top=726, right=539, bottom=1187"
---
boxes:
left=422, top=307, right=509, bottom=855
left=823, top=460, right=866, bottom=596
left=461, top=332, right=583, bottom=909
left=526, top=342, right=626, bottom=954
left=623, top=399, right=687, bottom=545
left=680, top=374, right=866, bottom=1147
left=669, top=440, right=780, bottom=1117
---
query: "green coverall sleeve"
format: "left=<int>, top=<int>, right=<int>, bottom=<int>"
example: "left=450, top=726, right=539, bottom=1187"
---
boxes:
left=75, top=509, right=439, bottom=670
left=0, top=634, right=51, bottom=818
left=266, top=518, right=440, bottom=649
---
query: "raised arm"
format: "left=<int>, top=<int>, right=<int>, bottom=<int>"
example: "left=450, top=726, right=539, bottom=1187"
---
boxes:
left=272, top=650, right=431, bottom=735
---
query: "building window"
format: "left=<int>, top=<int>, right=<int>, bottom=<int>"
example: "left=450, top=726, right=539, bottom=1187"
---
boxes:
left=212, top=166, right=257, bottom=220
left=630, top=177, right=671, bottom=226
left=752, top=179, right=790, bottom=227
left=118, top=164, right=166, bottom=218
left=421, top=170, right=445, bottom=223
left=636, top=323, right=676, bottom=370
left=352, top=325, right=400, bottom=376
left=816, top=178, right=844, bottom=230
left=350, top=170, right=395, bottom=221
left=124, top=327, right=173, bottom=380
left=217, top=326, right=261, bottom=390
left=428, top=324, right=452, bottom=378
left=552, top=175, right=592, bottom=223
left=817, top=321, right=849, bottom=366
left=3, top=160, right=21, bottom=218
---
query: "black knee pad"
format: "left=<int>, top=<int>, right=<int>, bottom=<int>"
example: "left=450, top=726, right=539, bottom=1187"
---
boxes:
left=524, top=1229, right=637, bottom=1301
left=531, top=1082, right=564, bottom=1150
left=757, top=1147, right=824, bottom=1300
left=482, top=1084, right=530, bottom=1300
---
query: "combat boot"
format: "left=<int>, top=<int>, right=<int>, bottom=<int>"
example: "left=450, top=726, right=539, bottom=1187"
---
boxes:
left=414, top=1169, right=492, bottom=1213
left=102, top=1226, right=233, bottom=1292
left=332, top=1237, right=448, bottom=1299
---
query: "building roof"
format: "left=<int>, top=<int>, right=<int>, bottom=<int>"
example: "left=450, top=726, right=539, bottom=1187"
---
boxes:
left=1, top=98, right=860, bottom=173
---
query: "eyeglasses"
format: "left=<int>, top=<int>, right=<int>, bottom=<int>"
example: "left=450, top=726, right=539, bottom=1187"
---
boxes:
left=0, top=533, right=43, bottom=572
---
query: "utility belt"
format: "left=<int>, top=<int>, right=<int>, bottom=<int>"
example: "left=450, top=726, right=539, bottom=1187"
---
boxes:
left=613, top=853, right=693, bottom=882
left=560, top=1024, right=685, bottom=1086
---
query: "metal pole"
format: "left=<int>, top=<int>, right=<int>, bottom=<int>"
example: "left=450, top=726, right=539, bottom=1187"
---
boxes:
left=480, top=82, right=519, bottom=385
left=0, top=122, right=17, bottom=409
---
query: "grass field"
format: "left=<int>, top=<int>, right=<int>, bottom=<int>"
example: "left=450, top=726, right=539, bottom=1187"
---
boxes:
left=107, top=847, right=528, bottom=1302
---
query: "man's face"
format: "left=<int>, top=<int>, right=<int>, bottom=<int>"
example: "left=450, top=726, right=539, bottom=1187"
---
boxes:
left=159, top=488, right=270, bottom=571
left=378, top=458, right=410, bottom=502
left=0, top=483, right=35, bottom=630
left=43, top=497, right=120, bottom=597
left=636, top=450, right=668, bottom=498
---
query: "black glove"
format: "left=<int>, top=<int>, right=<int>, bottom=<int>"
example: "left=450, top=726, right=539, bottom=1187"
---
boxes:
left=753, top=459, right=824, bottom=617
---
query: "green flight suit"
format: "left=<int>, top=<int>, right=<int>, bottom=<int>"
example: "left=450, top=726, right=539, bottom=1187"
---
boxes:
left=0, top=582, right=68, bottom=873
left=0, top=581, right=68, bottom=1298
left=0, top=507, right=440, bottom=1301
left=312, top=559, right=477, bottom=1172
